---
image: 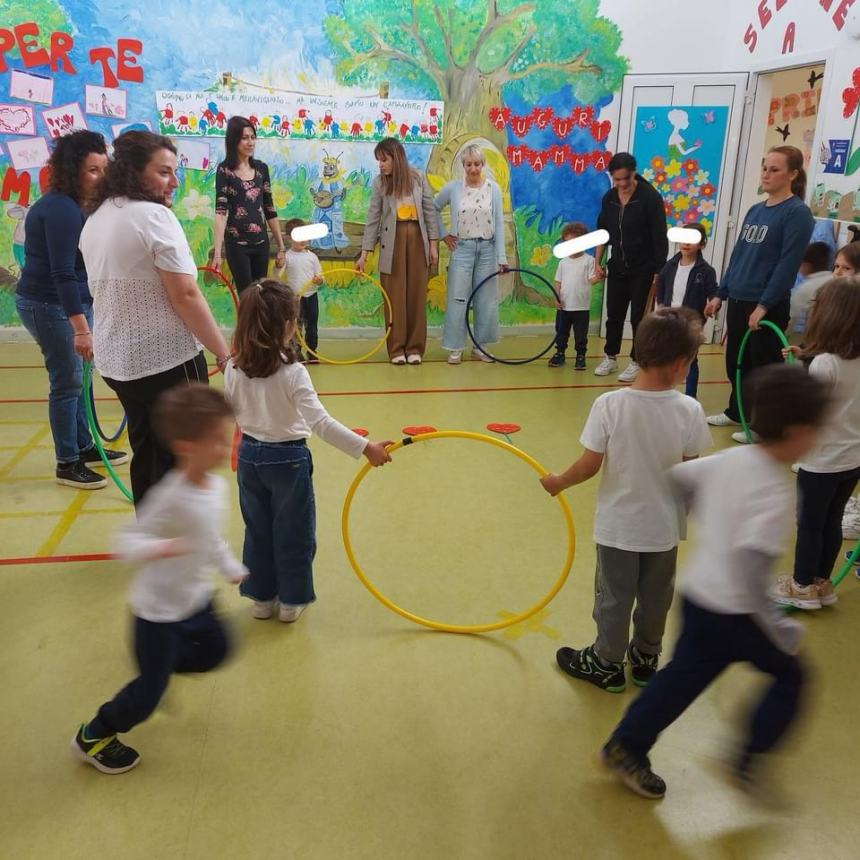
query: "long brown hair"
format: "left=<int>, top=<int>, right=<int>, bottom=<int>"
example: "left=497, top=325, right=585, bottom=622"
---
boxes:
left=802, top=276, right=860, bottom=360
left=835, top=242, right=860, bottom=273
left=231, top=280, right=299, bottom=378
left=373, top=137, right=417, bottom=198
left=88, top=131, right=177, bottom=210
left=768, top=145, right=806, bottom=198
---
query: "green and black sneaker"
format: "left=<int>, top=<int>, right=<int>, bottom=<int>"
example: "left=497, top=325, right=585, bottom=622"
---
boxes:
left=556, top=644, right=626, bottom=693
left=600, top=739, right=666, bottom=799
left=71, top=725, right=140, bottom=774
left=628, top=645, right=659, bottom=687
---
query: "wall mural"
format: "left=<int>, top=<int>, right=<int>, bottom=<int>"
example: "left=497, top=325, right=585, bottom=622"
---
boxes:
left=0, top=0, right=629, bottom=327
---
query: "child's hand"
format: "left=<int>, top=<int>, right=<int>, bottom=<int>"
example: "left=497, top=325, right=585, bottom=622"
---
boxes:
left=151, top=537, right=192, bottom=560
left=364, top=441, right=393, bottom=467
left=781, top=345, right=801, bottom=359
left=313, top=275, right=324, bottom=285
left=540, top=473, right=565, bottom=497
left=555, top=301, right=562, bottom=310
left=229, top=565, right=249, bottom=585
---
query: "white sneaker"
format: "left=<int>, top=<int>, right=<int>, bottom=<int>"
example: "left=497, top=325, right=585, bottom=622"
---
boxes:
left=618, top=361, right=640, bottom=383
left=843, top=505, right=860, bottom=540
left=732, top=430, right=760, bottom=444
left=447, top=351, right=462, bottom=365
left=252, top=600, right=275, bottom=620
left=594, top=357, right=618, bottom=376
left=472, top=349, right=494, bottom=363
left=406, top=353, right=422, bottom=365
left=278, top=603, right=306, bottom=623
left=391, top=354, right=407, bottom=365
left=706, top=413, right=741, bottom=427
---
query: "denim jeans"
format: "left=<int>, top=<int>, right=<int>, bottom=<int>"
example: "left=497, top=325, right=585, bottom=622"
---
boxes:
left=443, top=237, right=500, bottom=350
left=15, top=295, right=94, bottom=464
left=237, top=436, right=317, bottom=606
left=685, top=357, right=699, bottom=399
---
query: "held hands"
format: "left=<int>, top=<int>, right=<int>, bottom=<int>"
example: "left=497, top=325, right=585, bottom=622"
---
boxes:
left=704, top=297, right=722, bottom=318
left=443, top=235, right=458, bottom=252
left=364, top=440, right=394, bottom=467
left=429, top=244, right=439, bottom=267
left=499, top=264, right=509, bottom=275
left=747, top=304, right=767, bottom=331
left=782, top=345, right=801, bottom=360
left=593, top=264, right=606, bottom=280
left=230, top=565, right=250, bottom=585
left=355, top=253, right=367, bottom=274
left=539, top=473, right=566, bottom=497
left=312, top=275, right=325, bottom=285
left=73, top=332, right=94, bottom=361
left=275, top=248, right=286, bottom=269
left=212, top=250, right=222, bottom=271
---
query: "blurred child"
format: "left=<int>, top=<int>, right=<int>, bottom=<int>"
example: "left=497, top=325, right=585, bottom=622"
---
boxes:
left=655, top=222, right=717, bottom=398
left=72, top=385, right=245, bottom=774
left=541, top=308, right=711, bottom=692
left=223, top=280, right=391, bottom=624
left=600, top=364, right=831, bottom=800
left=548, top=222, right=602, bottom=370
left=772, top=277, right=860, bottom=610
left=282, top=217, right=324, bottom=363
left=832, top=241, right=859, bottom=278
left=789, top=241, right=833, bottom=339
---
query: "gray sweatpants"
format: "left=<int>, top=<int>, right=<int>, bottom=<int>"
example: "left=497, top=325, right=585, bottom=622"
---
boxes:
left=593, top=544, right=678, bottom=664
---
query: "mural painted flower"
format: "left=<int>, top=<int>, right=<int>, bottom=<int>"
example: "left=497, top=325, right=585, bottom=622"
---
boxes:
left=178, top=189, right=213, bottom=221
left=272, top=187, right=293, bottom=210
left=683, top=209, right=699, bottom=223
left=665, top=159, right=682, bottom=178
left=842, top=67, right=860, bottom=118
left=672, top=194, right=691, bottom=212
left=694, top=170, right=709, bottom=185
left=670, top=177, right=687, bottom=193
left=650, top=156, right=665, bottom=170
left=642, top=168, right=655, bottom=181
left=427, top=275, right=447, bottom=311
left=700, top=218, right=713, bottom=233
left=654, top=171, right=667, bottom=185
left=698, top=199, right=716, bottom=215
left=682, top=158, right=699, bottom=175
left=700, top=183, right=715, bottom=197
left=530, top=244, right=552, bottom=267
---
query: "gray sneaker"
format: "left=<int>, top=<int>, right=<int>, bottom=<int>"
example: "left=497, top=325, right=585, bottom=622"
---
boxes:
left=706, top=413, right=740, bottom=427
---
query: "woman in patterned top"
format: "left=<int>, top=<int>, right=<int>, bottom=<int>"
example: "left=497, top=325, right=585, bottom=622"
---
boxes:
left=213, top=116, right=285, bottom=292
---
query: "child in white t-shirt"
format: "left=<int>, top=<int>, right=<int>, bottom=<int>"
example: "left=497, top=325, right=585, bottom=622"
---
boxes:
left=281, top=218, right=324, bottom=363
left=601, top=364, right=831, bottom=801
left=548, top=222, right=602, bottom=370
left=72, top=385, right=245, bottom=775
left=541, top=308, right=711, bottom=692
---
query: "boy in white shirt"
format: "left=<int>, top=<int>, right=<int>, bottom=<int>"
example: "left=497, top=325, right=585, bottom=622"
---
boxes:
left=541, top=308, right=712, bottom=692
left=600, top=364, right=831, bottom=801
left=548, top=222, right=602, bottom=370
left=72, top=384, right=246, bottom=774
left=282, top=218, right=324, bottom=363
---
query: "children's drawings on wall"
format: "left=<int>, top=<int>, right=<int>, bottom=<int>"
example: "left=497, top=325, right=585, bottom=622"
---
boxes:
left=0, top=104, right=36, bottom=136
left=85, top=86, right=127, bottom=118
left=111, top=120, right=152, bottom=139
left=42, top=102, right=88, bottom=138
left=9, top=70, right=54, bottom=105
left=155, top=91, right=444, bottom=144
left=5, top=137, right=50, bottom=171
left=173, top=138, right=210, bottom=171
left=632, top=106, right=729, bottom=234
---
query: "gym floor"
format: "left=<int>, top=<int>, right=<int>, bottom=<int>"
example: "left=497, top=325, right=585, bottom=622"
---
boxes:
left=0, top=337, right=856, bottom=860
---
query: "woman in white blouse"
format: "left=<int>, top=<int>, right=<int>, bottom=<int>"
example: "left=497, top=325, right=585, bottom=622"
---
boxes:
left=81, top=131, right=231, bottom=504
left=434, top=145, right=508, bottom=364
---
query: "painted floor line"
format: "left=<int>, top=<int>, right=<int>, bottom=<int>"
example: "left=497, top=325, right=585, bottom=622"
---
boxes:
left=0, top=551, right=114, bottom=567
left=36, top=492, right=90, bottom=557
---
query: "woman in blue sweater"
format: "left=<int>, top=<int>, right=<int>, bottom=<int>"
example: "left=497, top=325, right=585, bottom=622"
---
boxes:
left=705, top=145, right=814, bottom=439
left=434, top=145, right=508, bottom=364
left=15, top=130, right=127, bottom=489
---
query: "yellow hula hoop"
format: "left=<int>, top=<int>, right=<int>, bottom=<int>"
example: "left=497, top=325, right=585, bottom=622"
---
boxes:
left=341, top=430, right=576, bottom=634
left=295, top=266, right=393, bottom=365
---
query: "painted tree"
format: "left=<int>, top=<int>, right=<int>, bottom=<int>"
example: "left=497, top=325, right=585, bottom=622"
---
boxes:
left=324, top=0, right=628, bottom=179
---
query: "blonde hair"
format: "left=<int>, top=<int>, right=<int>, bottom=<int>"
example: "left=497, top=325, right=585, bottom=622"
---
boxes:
left=460, top=145, right=486, bottom=166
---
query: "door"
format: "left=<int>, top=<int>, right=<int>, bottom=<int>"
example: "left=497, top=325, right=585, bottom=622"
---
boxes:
left=604, top=73, right=749, bottom=343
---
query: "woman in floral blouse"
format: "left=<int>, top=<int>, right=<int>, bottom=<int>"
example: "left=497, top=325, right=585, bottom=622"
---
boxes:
left=213, top=116, right=285, bottom=291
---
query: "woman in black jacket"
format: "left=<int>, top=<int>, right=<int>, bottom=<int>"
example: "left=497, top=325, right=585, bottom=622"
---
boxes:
left=594, top=152, right=669, bottom=381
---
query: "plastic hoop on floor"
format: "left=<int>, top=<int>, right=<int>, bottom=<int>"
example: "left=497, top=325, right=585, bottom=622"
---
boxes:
left=341, top=430, right=575, bottom=633
left=197, top=266, right=240, bottom=378
left=87, top=382, right=127, bottom=443
left=735, top=320, right=795, bottom=443
left=466, top=267, right=561, bottom=365
left=82, top=361, right=134, bottom=503
left=294, top=267, right=393, bottom=365
left=832, top=540, right=860, bottom=589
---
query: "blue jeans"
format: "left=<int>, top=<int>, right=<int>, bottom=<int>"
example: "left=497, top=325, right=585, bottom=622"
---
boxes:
left=15, top=295, right=94, bottom=464
left=237, top=436, right=317, bottom=606
left=443, top=237, right=500, bottom=350
left=685, top=357, right=699, bottom=398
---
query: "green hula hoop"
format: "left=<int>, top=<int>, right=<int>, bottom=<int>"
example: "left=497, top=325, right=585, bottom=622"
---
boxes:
left=83, top=361, right=134, bottom=503
left=832, top=540, right=860, bottom=589
left=735, top=319, right=795, bottom=444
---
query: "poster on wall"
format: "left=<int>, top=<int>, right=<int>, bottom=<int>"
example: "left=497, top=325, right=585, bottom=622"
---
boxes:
left=173, top=138, right=211, bottom=170
left=5, top=137, right=51, bottom=171
left=85, top=86, right=128, bottom=119
left=9, top=70, right=54, bottom=105
left=0, top=104, right=37, bottom=136
left=811, top=64, right=860, bottom=223
left=155, top=91, right=444, bottom=144
left=631, top=106, right=729, bottom=237
left=42, top=103, right=88, bottom=138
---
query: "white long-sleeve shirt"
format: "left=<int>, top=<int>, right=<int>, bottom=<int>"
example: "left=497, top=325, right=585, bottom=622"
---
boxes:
left=223, top=358, right=368, bottom=457
left=116, top=470, right=245, bottom=622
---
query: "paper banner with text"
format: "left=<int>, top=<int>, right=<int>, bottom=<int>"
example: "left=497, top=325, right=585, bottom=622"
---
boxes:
left=155, top=91, right=444, bottom=144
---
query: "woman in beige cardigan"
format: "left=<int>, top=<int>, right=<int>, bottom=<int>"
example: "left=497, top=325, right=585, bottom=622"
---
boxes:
left=356, top=138, right=439, bottom=364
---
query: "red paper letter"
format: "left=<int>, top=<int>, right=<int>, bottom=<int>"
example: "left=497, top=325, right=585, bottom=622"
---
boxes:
left=831, top=0, right=856, bottom=29
left=117, top=38, right=143, bottom=83
left=0, top=28, right=15, bottom=73
left=89, top=45, right=118, bottom=88
left=781, top=21, right=796, bottom=53
left=744, top=23, right=758, bottom=52
left=758, top=0, right=772, bottom=27
left=50, top=31, right=76, bottom=74
left=1, top=168, right=32, bottom=206
left=15, top=23, right=50, bottom=68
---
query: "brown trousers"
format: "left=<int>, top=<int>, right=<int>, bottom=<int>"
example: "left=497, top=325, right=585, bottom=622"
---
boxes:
left=380, top=221, right=428, bottom=358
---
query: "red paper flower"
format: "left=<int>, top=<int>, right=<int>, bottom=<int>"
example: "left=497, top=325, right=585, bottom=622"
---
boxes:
left=842, top=66, right=860, bottom=118
left=683, top=158, right=699, bottom=175
left=701, top=183, right=715, bottom=197
left=654, top=171, right=667, bottom=185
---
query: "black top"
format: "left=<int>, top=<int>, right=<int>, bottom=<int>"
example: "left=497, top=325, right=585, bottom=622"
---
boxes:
left=655, top=252, right=718, bottom=318
left=215, top=159, right=278, bottom=246
left=597, top=175, right=669, bottom=275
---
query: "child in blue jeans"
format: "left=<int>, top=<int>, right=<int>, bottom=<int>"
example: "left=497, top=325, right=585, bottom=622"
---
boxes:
left=223, top=280, right=392, bottom=623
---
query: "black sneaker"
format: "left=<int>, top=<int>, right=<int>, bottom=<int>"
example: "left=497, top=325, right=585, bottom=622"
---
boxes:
left=628, top=645, right=659, bottom=687
left=80, top=447, right=129, bottom=467
left=574, top=355, right=586, bottom=371
left=548, top=352, right=565, bottom=367
left=56, top=460, right=107, bottom=490
left=600, top=739, right=666, bottom=799
left=556, top=645, right=626, bottom=692
left=71, top=725, right=141, bottom=774
left=732, top=752, right=784, bottom=809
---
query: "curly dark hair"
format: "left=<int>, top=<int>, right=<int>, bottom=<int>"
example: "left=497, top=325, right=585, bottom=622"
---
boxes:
left=46, top=130, right=108, bottom=200
left=88, top=130, right=177, bottom=211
